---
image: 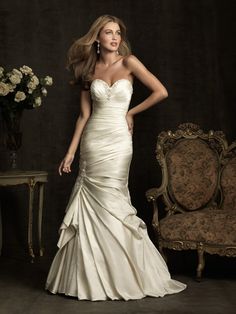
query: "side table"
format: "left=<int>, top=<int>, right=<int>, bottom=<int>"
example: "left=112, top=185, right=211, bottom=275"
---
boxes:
left=0, top=170, right=48, bottom=261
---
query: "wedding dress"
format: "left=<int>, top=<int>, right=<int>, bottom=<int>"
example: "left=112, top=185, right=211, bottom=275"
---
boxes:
left=45, top=79, right=186, bottom=300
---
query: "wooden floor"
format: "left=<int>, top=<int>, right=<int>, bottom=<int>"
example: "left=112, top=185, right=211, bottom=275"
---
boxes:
left=0, top=253, right=236, bottom=314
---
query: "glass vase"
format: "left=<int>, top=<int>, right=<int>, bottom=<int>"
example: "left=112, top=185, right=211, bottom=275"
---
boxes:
left=1, top=108, right=23, bottom=170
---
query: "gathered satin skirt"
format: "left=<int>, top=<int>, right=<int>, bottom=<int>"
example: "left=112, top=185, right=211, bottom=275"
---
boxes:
left=45, top=114, right=186, bottom=300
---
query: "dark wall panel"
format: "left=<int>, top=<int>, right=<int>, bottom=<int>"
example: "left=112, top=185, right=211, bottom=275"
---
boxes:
left=0, top=0, right=236, bottom=258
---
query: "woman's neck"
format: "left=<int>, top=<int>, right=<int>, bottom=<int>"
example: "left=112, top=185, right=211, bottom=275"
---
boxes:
left=98, top=52, right=121, bottom=67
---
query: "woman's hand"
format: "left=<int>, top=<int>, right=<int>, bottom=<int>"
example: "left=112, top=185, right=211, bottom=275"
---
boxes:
left=126, top=112, right=134, bottom=135
left=58, top=153, right=75, bottom=176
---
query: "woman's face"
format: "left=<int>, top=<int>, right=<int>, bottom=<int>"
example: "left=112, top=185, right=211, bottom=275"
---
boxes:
left=97, top=22, right=121, bottom=53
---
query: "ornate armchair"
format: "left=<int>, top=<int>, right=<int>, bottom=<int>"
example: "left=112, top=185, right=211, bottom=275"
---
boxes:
left=146, top=123, right=236, bottom=280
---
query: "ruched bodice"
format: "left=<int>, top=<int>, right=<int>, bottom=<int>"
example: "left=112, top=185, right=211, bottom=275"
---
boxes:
left=90, top=79, right=133, bottom=106
left=80, top=79, right=133, bottom=170
left=90, top=79, right=133, bottom=120
left=45, top=79, right=186, bottom=300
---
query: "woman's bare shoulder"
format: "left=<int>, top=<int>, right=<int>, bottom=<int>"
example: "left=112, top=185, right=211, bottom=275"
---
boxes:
left=123, top=54, right=143, bottom=69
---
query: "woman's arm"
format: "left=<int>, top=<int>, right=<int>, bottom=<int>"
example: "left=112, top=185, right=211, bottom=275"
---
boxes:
left=125, top=55, right=168, bottom=115
left=124, top=55, right=168, bottom=133
left=59, top=89, right=91, bottom=175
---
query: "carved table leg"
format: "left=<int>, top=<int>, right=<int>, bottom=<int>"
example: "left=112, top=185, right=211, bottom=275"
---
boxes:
left=28, top=178, right=36, bottom=262
left=38, top=183, right=44, bottom=256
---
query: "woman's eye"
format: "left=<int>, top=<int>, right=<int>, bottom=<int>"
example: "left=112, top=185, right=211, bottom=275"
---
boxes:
left=105, top=31, right=121, bottom=35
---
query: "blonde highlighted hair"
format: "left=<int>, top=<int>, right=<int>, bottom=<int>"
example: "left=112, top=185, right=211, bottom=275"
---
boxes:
left=67, top=15, right=131, bottom=89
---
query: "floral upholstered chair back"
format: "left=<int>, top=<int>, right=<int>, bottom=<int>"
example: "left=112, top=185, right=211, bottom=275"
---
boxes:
left=220, top=142, right=236, bottom=212
left=156, top=123, right=227, bottom=213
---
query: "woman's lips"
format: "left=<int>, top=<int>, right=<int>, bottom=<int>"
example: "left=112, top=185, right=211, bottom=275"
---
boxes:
left=111, top=42, right=117, bottom=47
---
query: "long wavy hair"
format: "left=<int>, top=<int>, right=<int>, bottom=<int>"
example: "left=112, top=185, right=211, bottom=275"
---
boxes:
left=67, top=15, right=131, bottom=89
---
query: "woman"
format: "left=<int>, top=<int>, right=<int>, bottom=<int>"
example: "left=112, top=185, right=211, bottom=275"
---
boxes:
left=46, top=14, right=186, bottom=300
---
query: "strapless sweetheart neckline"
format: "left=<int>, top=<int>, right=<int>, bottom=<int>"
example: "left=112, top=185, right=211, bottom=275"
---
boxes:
left=91, top=78, right=133, bottom=89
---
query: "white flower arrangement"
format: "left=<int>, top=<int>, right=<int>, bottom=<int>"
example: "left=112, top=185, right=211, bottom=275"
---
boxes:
left=0, top=65, right=53, bottom=110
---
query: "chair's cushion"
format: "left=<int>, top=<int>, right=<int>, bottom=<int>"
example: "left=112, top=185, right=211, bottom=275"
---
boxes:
left=166, top=139, right=219, bottom=210
left=221, top=156, right=236, bottom=211
left=160, top=208, right=236, bottom=245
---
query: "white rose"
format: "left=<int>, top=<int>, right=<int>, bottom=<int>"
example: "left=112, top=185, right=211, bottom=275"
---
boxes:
left=12, top=68, right=23, bottom=78
left=28, top=88, right=33, bottom=94
left=27, top=75, right=39, bottom=91
left=27, top=81, right=37, bottom=91
left=20, top=65, right=33, bottom=75
left=44, top=76, right=53, bottom=86
left=9, top=74, right=21, bottom=85
left=0, top=66, right=4, bottom=78
left=31, top=75, right=39, bottom=86
left=14, top=91, right=26, bottom=102
left=8, top=83, right=16, bottom=92
left=28, top=83, right=37, bottom=91
left=0, top=82, right=10, bottom=96
left=41, top=87, right=47, bottom=96
left=33, top=96, right=42, bottom=107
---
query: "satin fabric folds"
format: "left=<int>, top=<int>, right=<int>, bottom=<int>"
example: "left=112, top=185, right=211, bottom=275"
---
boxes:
left=45, top=79, right=186, bottom=300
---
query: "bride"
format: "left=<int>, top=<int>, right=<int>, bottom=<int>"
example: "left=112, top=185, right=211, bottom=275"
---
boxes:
left=45, top=14, right=186, bottom=301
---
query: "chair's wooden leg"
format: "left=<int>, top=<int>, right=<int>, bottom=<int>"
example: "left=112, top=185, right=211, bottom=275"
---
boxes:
left=196, top=243, right=205, bottom=281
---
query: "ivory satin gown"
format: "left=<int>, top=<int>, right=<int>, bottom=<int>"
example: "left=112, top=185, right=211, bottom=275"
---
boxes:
left=45, top=79, right=186, bottom=300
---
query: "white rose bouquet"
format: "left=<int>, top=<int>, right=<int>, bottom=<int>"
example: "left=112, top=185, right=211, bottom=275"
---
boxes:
left=0, top=65, right=53, bottom=167
left=0, top=65, right=53, bottom=111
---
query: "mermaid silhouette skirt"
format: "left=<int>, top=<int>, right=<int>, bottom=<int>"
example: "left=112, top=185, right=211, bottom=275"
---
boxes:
left=45, top=79, right=186, bottom=300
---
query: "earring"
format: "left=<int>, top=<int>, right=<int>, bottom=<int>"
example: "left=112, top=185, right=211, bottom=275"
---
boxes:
left=97, top=42, right=100, bottom=54
left=116, top=50, right=119, bottom=55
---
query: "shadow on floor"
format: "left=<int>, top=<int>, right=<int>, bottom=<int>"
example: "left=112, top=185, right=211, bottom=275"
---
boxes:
left=0, top=251, right=236, bottom=314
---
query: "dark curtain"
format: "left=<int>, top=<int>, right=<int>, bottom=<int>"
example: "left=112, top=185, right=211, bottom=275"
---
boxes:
left=0, top=0, right=235, bottom=258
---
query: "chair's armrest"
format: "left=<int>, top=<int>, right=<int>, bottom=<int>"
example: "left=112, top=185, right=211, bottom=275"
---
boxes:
left=145, top=187, right=163, bottom=234
left=146, top=187, right=163, bottom=202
